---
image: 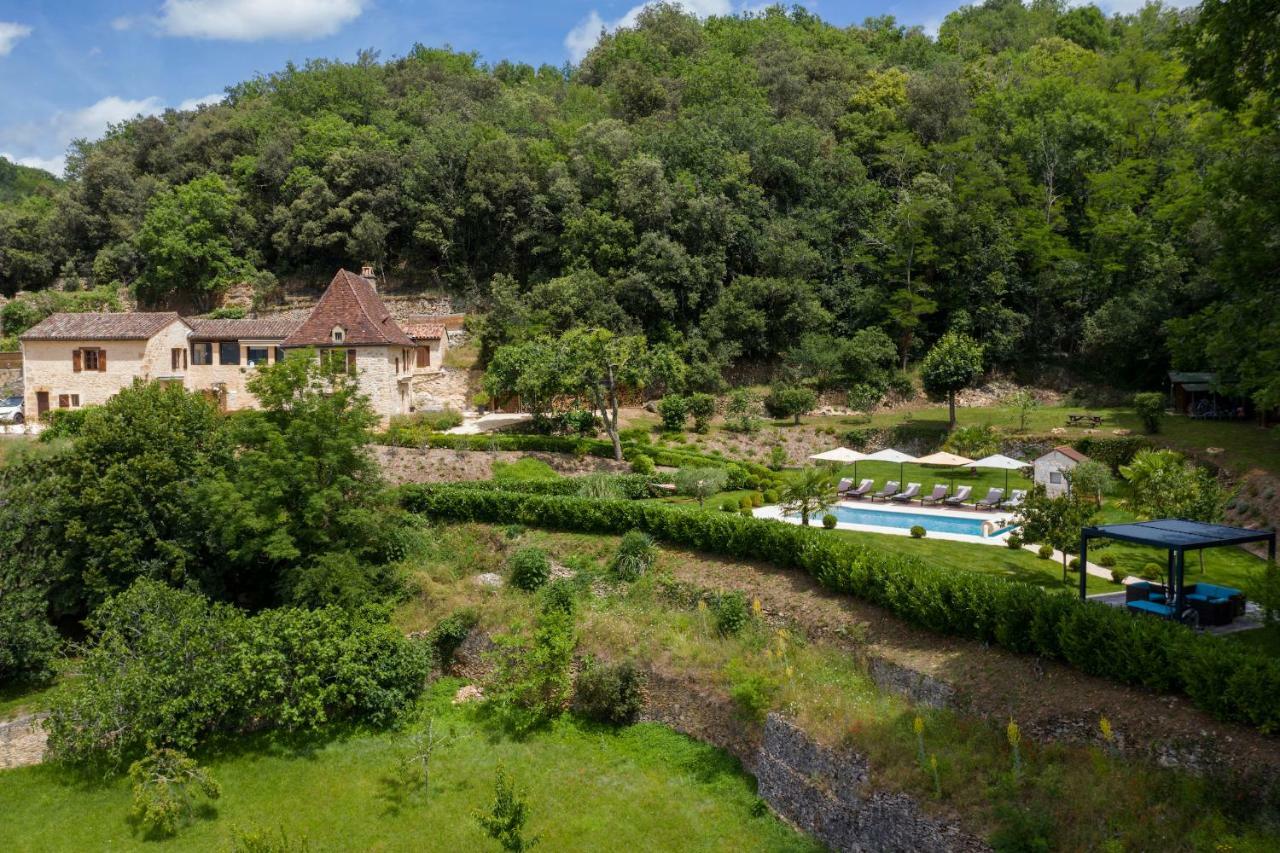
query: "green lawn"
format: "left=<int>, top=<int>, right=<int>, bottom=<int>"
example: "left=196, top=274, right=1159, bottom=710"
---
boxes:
left=0, top=680, right=816, bottom=852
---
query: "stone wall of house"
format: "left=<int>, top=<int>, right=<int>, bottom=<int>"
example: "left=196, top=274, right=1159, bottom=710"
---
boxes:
left=186, top=340, right=287, bottom=411
left=21, top=319, right=190, bottom=417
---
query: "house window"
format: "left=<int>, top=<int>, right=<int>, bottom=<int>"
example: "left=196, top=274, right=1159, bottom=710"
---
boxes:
left=171, top=347, right=187, bottom=371
left=247, top=346, right=269, bottom=366
left=395, top=357, right=400, bottom=374
left=81, top=348, right=101, bottom=371
left=219, top=341, right=240, bottom=365
left=275, top=347, right=285, bottom=364
left=1049, top=471, right=1063, bottom=485
left=332, top=326, right=346, bottom=344
left=57, top=394, right=79, bottom=409
left=192, top=342, right=213, bottom=365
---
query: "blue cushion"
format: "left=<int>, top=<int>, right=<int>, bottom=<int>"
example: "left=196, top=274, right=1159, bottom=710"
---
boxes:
left=1128, top=600, right=1175, bottom=616
left=1186, top=593, right=1208, bottom=603
left=1149, top=593, right=1166, bottom=602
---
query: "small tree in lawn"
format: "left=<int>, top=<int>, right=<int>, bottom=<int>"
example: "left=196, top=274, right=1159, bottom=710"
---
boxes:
left=920, top=332, right=984, bottom=430
left=1008, top=389, right=1039, bottom=432
left=1132, top=392, right=1165, bottom=434
left=1065, top=459, right=1112, bottom=506
left=725, top=388, right=760, bottom=433
left=674, top=466, right=728, bottom=508
left=1015, top=485, right=1098, bottom=583
left=475, top=763, right=538, bottom=852
left=128, top=747, right=222, bottom=837
left=686, top=393, right=717, bottom=434
left=764, top=386, right=817, bottom=425
left=780, top=467, right=836, bottom=526
left=557, top=328, right=650, bottom=462
left=400, top=715, right=458, bottom=799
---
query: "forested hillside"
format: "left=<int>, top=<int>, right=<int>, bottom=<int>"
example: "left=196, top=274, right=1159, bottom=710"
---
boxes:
left=0, top=1, right=1275, bottom=400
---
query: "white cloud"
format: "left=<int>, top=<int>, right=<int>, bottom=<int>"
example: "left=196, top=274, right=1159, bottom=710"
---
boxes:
left=157, top=0, right=367, bottom=41
left=565, top=1, right=733, bottom=62
left=177, top=92, right=225, bottom=111
left=0, top=21, right=33, bottom=56
left=0, top=95, right=166, bottom=177
left=0, top=152, right=65, bottom=175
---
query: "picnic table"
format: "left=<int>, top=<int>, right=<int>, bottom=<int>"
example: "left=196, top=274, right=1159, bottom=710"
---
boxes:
left=1066, top=414, right=1103, bottom=427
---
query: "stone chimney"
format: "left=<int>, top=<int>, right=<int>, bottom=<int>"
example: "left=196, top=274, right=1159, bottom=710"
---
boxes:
left=360, top=263, right=376, bottom=291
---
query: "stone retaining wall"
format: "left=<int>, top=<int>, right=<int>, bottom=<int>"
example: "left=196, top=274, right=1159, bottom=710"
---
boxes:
left=0, top=713, right=48, bottom=769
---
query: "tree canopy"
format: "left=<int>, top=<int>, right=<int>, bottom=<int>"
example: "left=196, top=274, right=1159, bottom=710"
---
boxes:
left=0, top=2, right=1277, bottom=399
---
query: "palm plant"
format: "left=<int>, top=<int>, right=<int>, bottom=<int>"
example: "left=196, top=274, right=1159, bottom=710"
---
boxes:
left=780, top=467, right=836, bottom=526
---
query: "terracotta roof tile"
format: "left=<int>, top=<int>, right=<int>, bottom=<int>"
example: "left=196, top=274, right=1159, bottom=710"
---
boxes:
left=1052, top=445, right=1090, bottom=462
left=281, top=269, right=414, bottom=348
left=403, top=322, right=446, bottom=340
left=19, top=312, right=185, bottom=341
left=188, top=317, right=303, bottom=340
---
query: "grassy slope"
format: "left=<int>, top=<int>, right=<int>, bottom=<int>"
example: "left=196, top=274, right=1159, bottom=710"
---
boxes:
left=0, top=680, right=815, bottom=852
left=394, top=524, right=1280, bottom=852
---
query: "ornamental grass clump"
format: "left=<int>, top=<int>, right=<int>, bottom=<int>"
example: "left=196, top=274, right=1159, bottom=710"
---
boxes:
left=612, top=530, right=658, bottom=581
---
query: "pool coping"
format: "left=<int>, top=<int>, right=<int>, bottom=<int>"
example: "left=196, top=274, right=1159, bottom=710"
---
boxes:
left=752, top=501, right=1019, bottom=546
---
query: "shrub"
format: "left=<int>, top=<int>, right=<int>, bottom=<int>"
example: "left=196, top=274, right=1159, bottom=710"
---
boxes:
left=750, top=492, right=764, bottom=508
left=767, top=445, right=789, bottom=471
left=1111, top=569, right=1127, bottom=584
left=573, top=657, right=645, bottom=725
left=1132, top=392, right=1165, bottom=434
left=739, top=495, right=753, bottom=510
left=822, top=513, right=838, bottom=529
left=738, top=506, right=753, bottom=517
left=674, top=466, right=729, bottom=507
left=1037, top=544, right=1054, bottom=560
left=45, top=580, right=430, bottom=769
left=629, top=454, right=655, bottom=475
left=686, top=393, right=716, bottom=434
left=428, top=609, right=479, bottom=669
left=1141, top=562, right=1164, bottom=581
left=762, top=489, right=779, bottom=503
left=1006, top=533, right=1024, bottom=550
left=1068, top=558, right=1080, bottom=571
left=713, top=591, right=750, bottom=636
left=613, top=530, right=658, bottom=581
left=657, top=395, right=689, bottom=432
left=400, top=484, right=1280, bottom=734
left=508, top=547, right=551, bottom=591
left=128, top=748, right=221, bottom=837
left=726, top=663, right=780, bottom=722
left=720, top=498, right=737, bottom=512
left=763, top=386, right=817, bottom=425
left=485, top=597, right=577, bottom=733
left=910, top=525, right=926, bottom=539
left=1096, top=553, right=1117, bottom=568
left=1072, top=435, right=1149, bottom=471
left=540, top=578, right=578, bottom=616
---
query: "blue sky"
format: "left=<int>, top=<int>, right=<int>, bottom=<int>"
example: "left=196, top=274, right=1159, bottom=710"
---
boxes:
left=0, top=0, right=1166, bottom=175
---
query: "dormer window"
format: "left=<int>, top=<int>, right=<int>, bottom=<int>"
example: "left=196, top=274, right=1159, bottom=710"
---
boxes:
left=332, top=325, right=346, bottom=344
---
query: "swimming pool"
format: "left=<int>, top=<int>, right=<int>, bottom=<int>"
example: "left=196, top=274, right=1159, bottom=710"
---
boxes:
left=820, top=504, right=1018, bottom=537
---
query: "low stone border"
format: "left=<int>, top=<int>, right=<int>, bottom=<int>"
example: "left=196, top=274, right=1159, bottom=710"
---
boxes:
left=0, top=713, right=48, bottom=769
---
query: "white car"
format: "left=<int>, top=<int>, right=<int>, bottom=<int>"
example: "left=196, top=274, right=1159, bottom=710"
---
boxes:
left=0, top=396, right=23, bottom=424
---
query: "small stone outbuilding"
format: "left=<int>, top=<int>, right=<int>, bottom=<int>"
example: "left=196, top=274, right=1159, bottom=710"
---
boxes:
left=1032, top=445, right=1091, bottom=497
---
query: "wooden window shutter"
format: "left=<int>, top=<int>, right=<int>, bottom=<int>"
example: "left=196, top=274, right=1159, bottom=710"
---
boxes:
left=416, top=346, right=428, bottom=368
left=98, top=348, right=107, bottom=371
left=72, top=349, right=82, bottom=372
left=346, top=348, right=357, bottom=375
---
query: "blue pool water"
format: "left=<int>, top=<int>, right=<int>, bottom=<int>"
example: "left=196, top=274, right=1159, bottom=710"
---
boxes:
left=820, top=505, right=1017, bottom=537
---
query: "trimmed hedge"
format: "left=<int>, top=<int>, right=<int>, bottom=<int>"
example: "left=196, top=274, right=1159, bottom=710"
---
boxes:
left=400, top=484, right=1280, bottom=734
left=1072, top=435, right=1151, bottom=471
left=440, top=474, right=661, bottom=500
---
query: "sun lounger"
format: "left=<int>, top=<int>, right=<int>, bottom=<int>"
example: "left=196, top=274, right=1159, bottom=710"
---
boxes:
left=999, top=489, right=1026, bottom=509
left=835, top=478, right=853, bottom=496
left=890, top=483, right=922, bottom=503
left=844, top=478, right=874, bottom=499
left=974, top=488, right=1004, bottom=509
left=870, top=480, right=900, bottom=502
left=942, top=485, right=972, bottom=506
left=918, top=484, right=949, bottom=506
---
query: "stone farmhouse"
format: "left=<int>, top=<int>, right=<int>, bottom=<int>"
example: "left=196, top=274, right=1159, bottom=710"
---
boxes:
left=19, top=267, right=448, bottom=424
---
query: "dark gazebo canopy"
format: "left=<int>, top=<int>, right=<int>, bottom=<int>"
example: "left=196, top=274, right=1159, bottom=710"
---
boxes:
left=1080, top=519, right=1277, bottom=615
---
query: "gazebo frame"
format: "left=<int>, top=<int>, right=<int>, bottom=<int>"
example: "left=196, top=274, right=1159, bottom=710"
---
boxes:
left=1079, top=519, right=1276, bottom=617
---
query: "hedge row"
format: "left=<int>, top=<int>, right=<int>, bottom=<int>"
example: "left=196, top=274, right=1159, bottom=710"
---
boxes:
left=376, top=429, right=777, bottom=484
left=401, top=484, right=1280, bottom=734
left=457, top=473, right=661, bottom=500
left=1071, top=435, right=1151, bottom=470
